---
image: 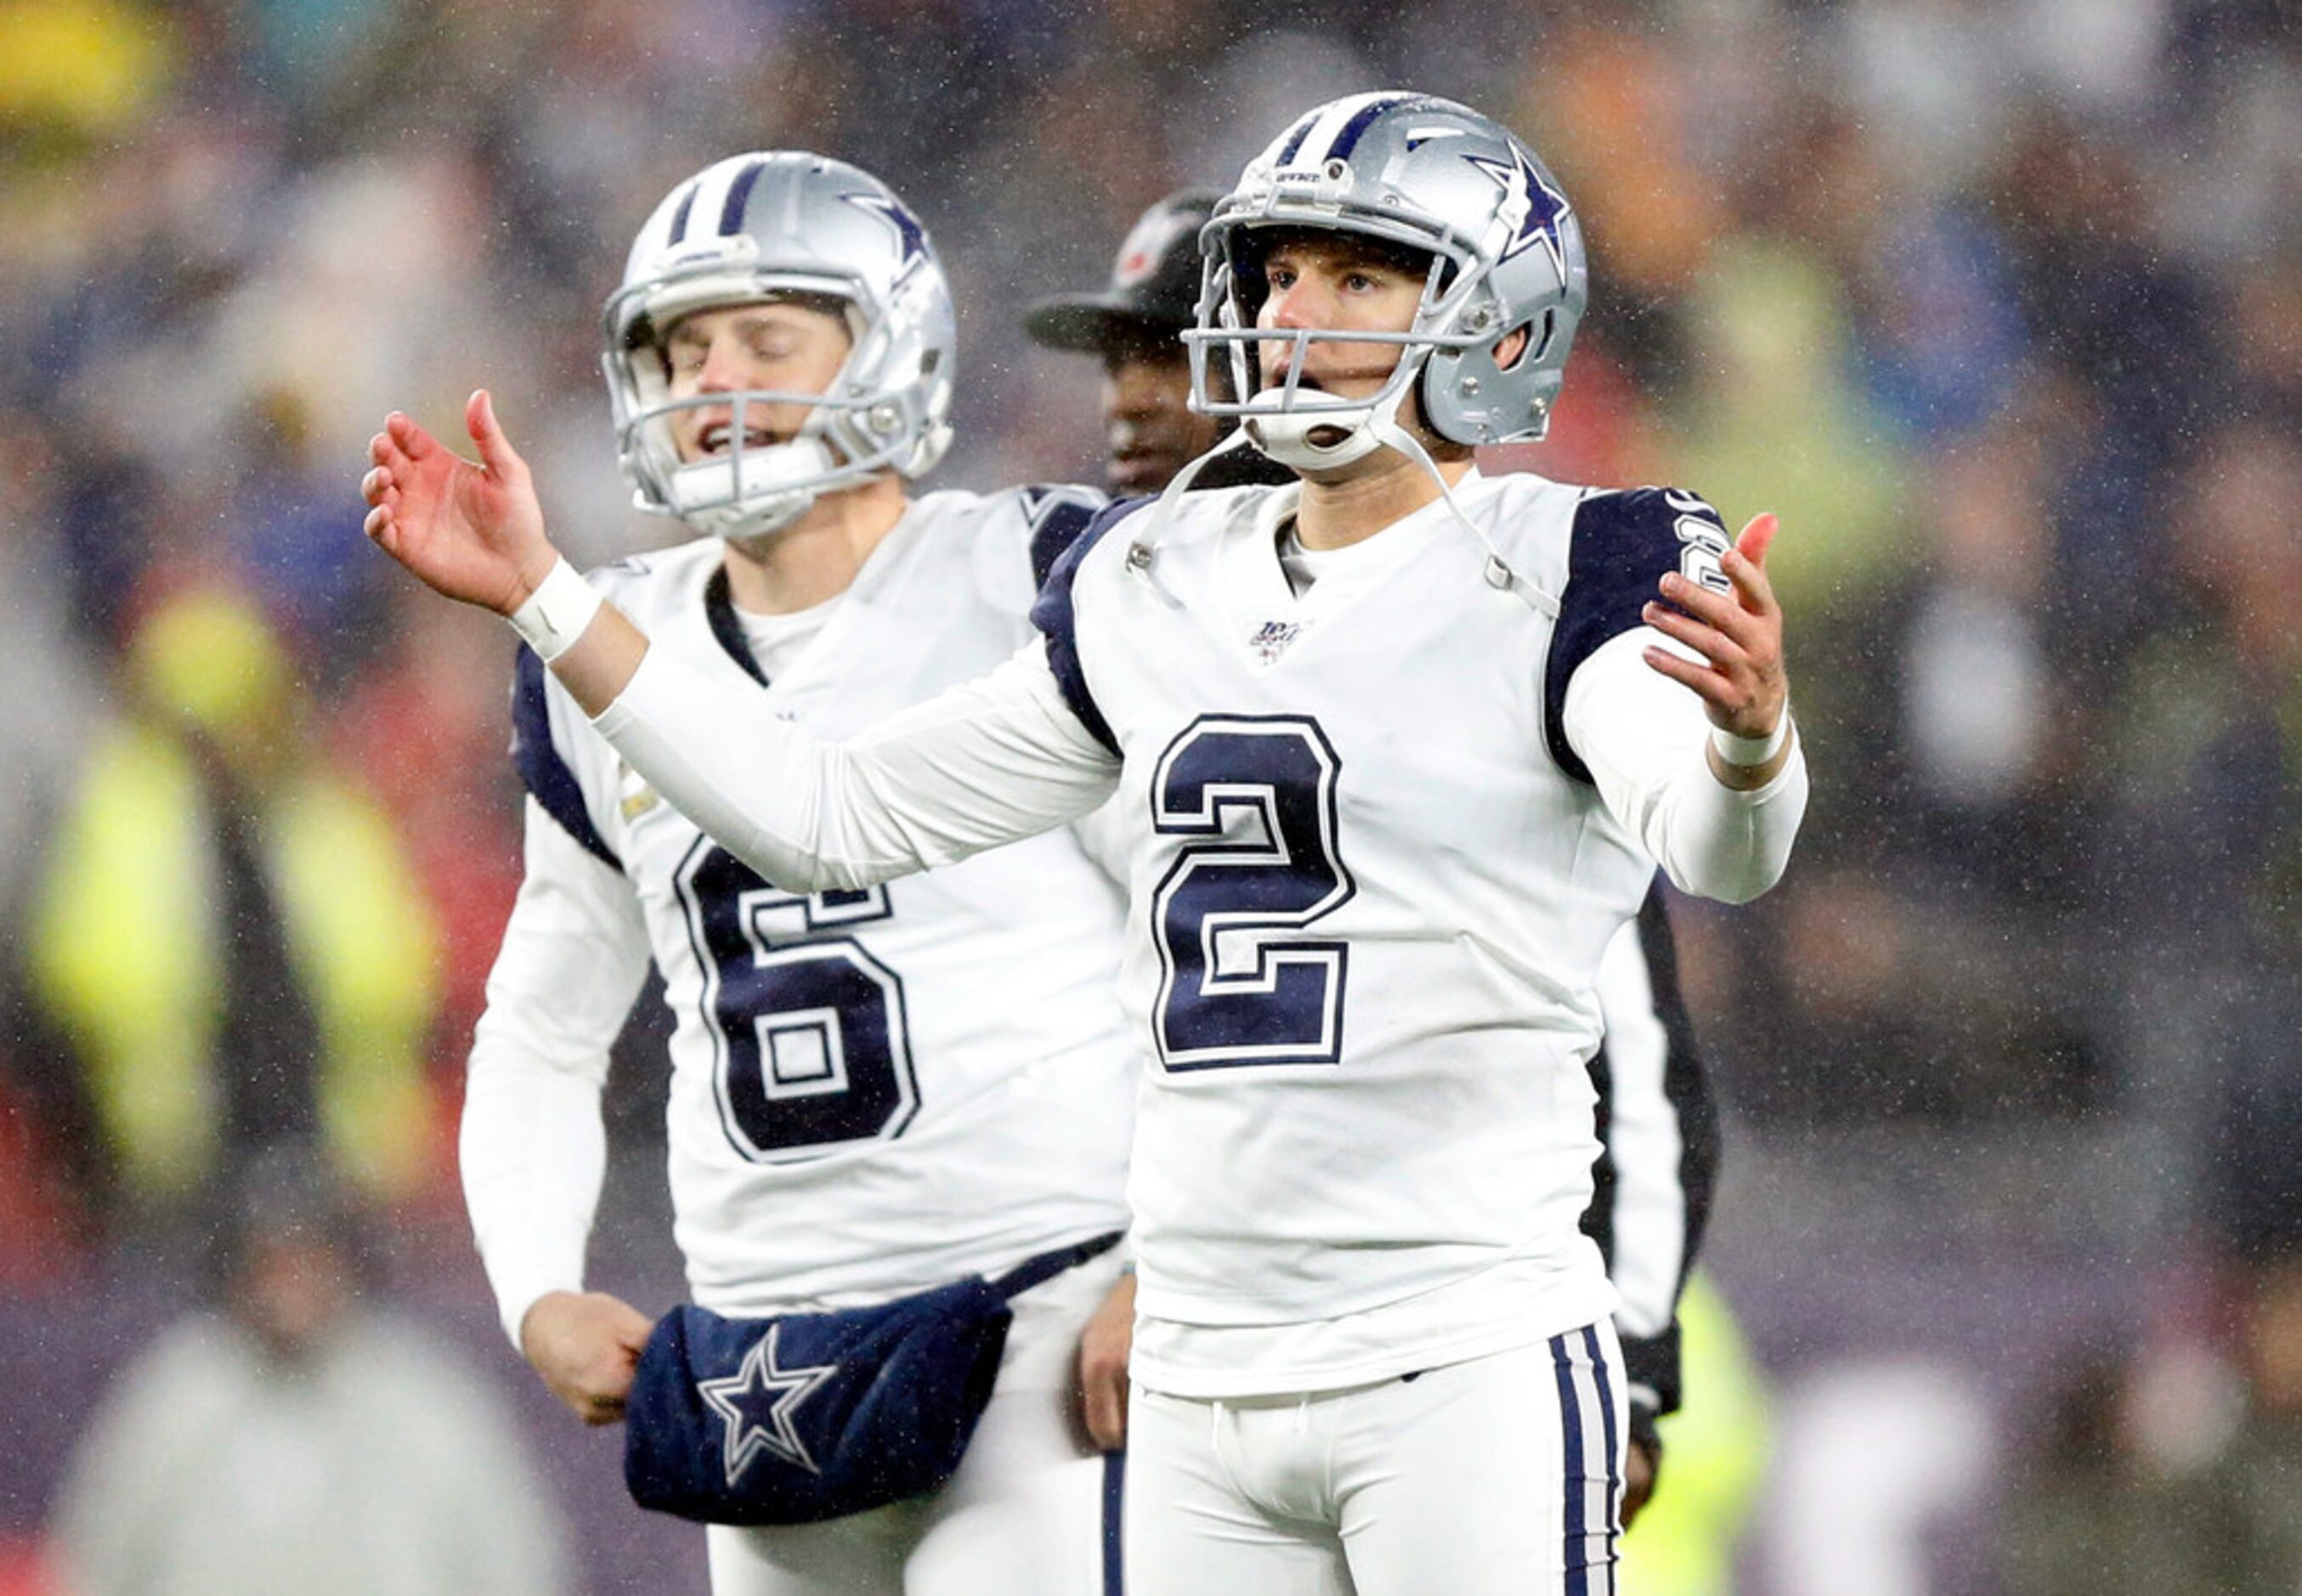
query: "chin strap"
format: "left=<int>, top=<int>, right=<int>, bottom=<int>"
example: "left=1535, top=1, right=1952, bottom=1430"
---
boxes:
left=653, top=390, right=927, bottom=542
left=669, top=435, right=835, bottom=540
left=1368, top=410, right=1560, bottom=618
left=1127, top=355, right=1562, bottom=619
left=1243, top=347, right=1422, bottom=476
left=1120, top=425, right=1259, bottom=605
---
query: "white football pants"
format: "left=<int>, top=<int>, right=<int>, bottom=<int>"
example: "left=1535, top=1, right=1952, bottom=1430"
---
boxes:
left=705, top=1247, right=1125, bottom=1596
left=1124, top=1323, right=1626, bottom=1596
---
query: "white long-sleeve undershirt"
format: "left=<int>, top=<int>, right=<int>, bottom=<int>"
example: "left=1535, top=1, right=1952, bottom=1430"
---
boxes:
left=461, top=799, right=653, bottom=1349
left=1564, top=628, right=1807, bottom=904
left=592, top=636, right=1119, bottom=891
left=591, top=618, right=1805, bottom=908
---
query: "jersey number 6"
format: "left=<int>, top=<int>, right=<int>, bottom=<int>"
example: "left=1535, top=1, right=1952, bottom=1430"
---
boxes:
left=1151, top=716, right=1356, bottom=1072
left=675, top=842, right=920, bottom=1160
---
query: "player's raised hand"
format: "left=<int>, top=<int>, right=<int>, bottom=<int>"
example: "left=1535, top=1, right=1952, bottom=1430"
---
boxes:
left=1073, top=1271, right=1135, bottom=1451
left=520, top=1289, right=655, bottom=1426
left=1638, top=512, right=1789, bottom=743
left=361, top=390, right=560, bottom=615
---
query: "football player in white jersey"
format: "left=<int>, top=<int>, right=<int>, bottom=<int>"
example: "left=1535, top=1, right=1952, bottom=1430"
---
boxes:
left=1027, top=186, right=1722, bottom=1525
left=446, top=151, right=1134, bottom=1596
left=365, top=93, right=1809, bottom=1594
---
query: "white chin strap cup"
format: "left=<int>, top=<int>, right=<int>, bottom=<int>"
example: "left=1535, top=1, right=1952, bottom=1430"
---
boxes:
left=1236, top=359, right=1424, bottom=473
left=668, top=436, right=839, bottom=540
left=1242, top=405, right=1384, bottom=471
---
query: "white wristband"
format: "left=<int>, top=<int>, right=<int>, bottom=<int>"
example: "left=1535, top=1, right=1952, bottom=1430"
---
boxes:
left=1711, top=710, right=1792, bottom=769
left=506, top=558, right=602, bottom=664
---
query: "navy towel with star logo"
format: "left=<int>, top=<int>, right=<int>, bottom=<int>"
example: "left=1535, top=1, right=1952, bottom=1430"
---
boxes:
left=625, top=1232, right=1121, bottom=1525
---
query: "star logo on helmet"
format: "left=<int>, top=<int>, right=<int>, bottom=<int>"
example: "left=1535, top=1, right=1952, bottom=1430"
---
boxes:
left=1465, top=146, right=1572, bottom=286
left=698, top=1325, right=838, bottom=1482
left=842, top=191, right=930, bottom=284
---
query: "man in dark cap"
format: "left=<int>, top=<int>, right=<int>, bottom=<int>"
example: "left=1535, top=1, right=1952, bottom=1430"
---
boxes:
left=1024, top=190, right=1289, bottom=496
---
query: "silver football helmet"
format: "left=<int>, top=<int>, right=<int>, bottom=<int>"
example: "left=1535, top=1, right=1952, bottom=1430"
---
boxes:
left=602, top=152, right=956, bottom=540
left=1185, top=92, right=1588, bottom=472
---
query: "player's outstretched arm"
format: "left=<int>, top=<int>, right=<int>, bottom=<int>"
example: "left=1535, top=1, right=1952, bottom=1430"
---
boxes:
left=365, top=396, right=1118, bottom=891
left=1636, top=513, right=1793, bottom=792
left=362, top=392, right=647, bottom=714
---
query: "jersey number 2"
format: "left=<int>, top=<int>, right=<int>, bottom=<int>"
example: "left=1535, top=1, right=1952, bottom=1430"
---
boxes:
left=1151, top=716, right=1355, bottom=1071
left=675, top=842, right=919, bottom=1160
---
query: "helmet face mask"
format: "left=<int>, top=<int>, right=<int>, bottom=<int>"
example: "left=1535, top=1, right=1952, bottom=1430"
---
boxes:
left=1201, top=238, right=1482, bottom=471
left=1185, top=92, right=1587, bottom=471
left=602, top=154, right=956, bottom=541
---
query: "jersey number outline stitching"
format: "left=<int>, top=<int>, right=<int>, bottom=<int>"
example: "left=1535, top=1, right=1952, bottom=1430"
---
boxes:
left=674, top=840, right=921, bottom=1160
left=1150, top=715, right=1356, bottom=1071
left=1663, top=491, right=1731, bottom=596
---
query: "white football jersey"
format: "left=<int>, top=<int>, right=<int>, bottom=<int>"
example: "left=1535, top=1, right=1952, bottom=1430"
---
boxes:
left=587, top=465, right=1807, bottom=1398
left=1035, top=471, right=1744, bottom=1394
left=482, top=486, right=1134, bottom=1322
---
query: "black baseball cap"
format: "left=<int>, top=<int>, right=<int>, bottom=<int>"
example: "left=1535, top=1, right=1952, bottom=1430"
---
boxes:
left=1024, top=190, right=1219, bottom=354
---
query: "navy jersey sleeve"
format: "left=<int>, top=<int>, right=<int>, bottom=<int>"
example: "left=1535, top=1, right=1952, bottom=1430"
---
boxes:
left=509, top=645, right=622, bottom=870
left=1027, top=496, right=1152, bottom=758
left=1543, top=488, right=1732, bottom=784
left=1018, top=484, right=1109, bottom=592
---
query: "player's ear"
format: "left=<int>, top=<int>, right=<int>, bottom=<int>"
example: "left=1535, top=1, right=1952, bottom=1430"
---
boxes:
left=1493, top=325, right=1530, bottom=371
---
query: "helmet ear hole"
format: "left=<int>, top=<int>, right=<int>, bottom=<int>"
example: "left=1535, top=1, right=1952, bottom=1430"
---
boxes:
left=1496, top=310, right=1553, bottom=375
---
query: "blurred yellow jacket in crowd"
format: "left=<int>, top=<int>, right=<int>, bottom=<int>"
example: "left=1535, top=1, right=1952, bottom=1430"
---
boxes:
left=27, top=585, right=438, bottom=1205
left=0, top=0, right=173, bottom=136
left=1620, top=1273, right=1773, bottom=1593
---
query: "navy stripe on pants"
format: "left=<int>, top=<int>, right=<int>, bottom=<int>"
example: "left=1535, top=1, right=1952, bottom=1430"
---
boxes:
left=1101, top=1450, right=1126, bottom=1596
left=1552, top=1329, right=1621, bottom=1595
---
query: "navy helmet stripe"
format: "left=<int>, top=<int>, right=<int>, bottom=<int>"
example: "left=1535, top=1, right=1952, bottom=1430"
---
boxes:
left=1326, top=93, right=1411, bottom=162
left=719, top=158, right=769, bottom=236
left=1275, top=112, right=1321, bottom=167
left=667, top=179, right=700, bottom=245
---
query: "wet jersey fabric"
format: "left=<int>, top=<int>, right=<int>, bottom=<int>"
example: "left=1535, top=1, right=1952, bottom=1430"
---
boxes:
left=586, top=467, right=1805, bottom=1401
left=468, top=486, right=1133, bottom=1332
left=1034, top=473, right=1729, bottom=1395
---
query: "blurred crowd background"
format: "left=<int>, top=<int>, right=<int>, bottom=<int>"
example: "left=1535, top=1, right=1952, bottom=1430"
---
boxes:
left=0, top=0, right=2295, bottom=1590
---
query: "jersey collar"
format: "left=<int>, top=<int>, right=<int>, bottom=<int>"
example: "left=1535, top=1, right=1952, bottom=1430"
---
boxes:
left=703, top=564, right=771, bottom=687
